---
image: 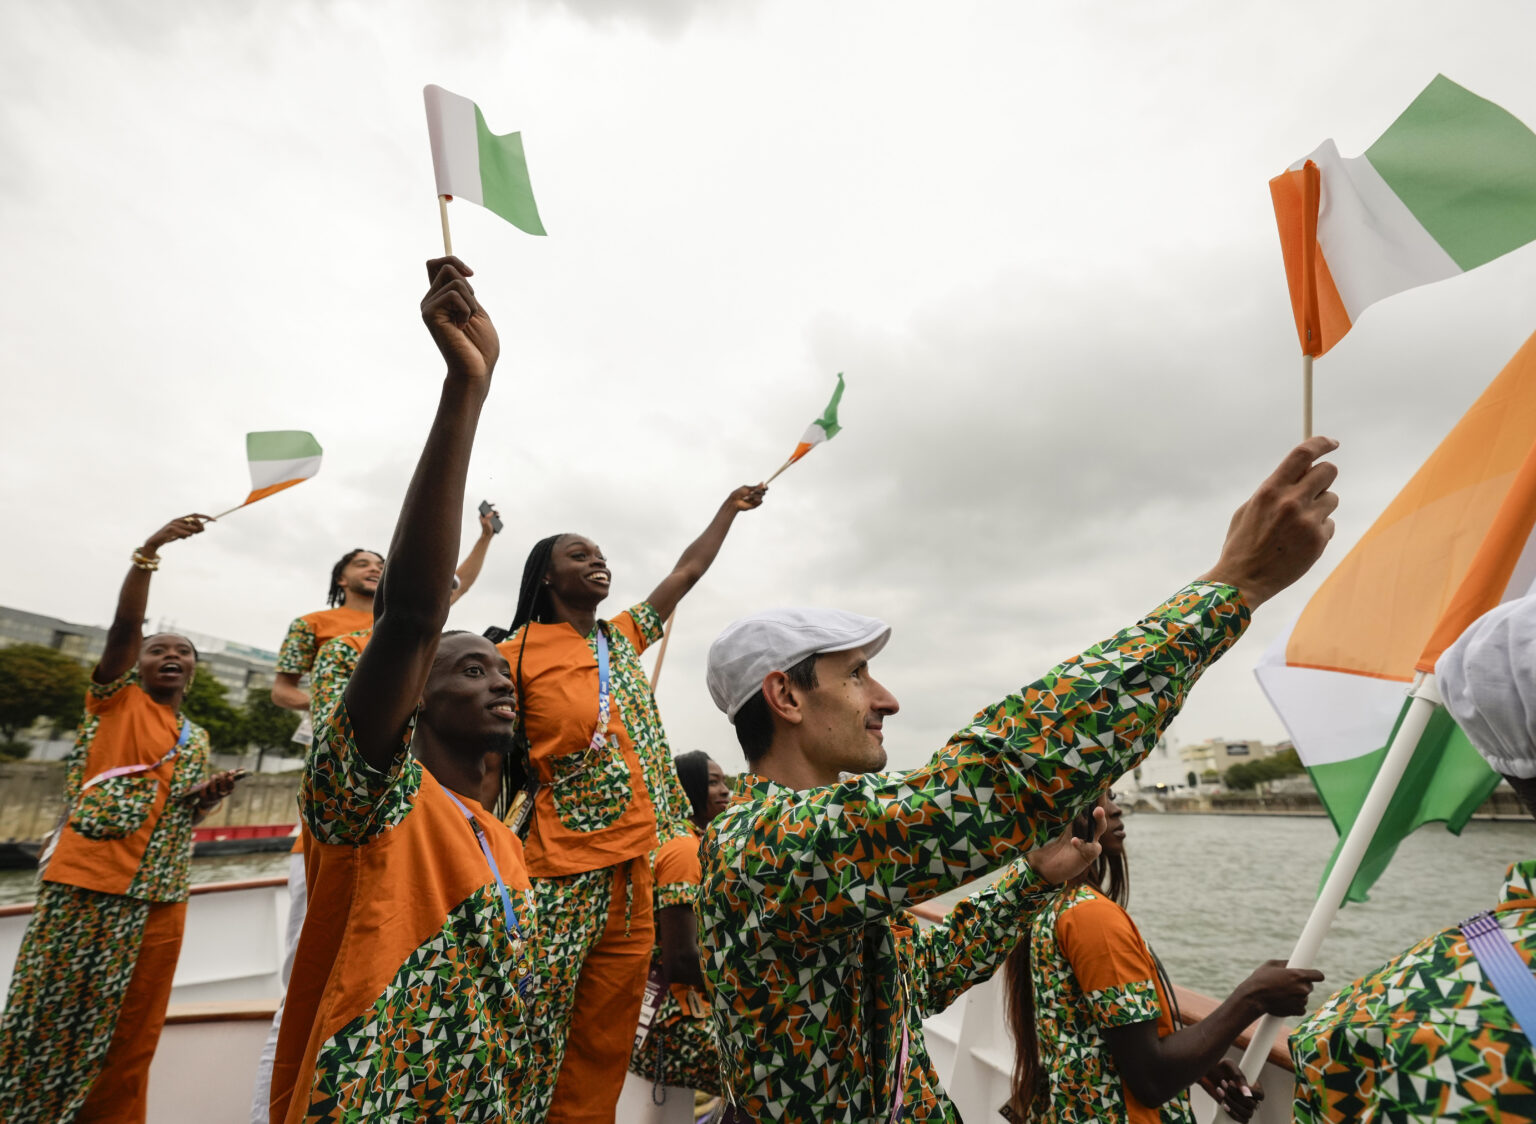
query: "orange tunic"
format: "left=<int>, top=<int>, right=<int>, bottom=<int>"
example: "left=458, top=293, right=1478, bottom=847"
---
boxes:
left=496, top=604, right=684, bottom=878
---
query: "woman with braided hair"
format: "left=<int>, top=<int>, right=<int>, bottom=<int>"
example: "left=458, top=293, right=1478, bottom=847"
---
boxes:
left=492, top=485, right=765, bottom=1124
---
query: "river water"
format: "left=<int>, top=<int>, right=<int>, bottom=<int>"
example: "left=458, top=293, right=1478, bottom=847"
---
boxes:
left=4, top=814, right=1531, bottom=1007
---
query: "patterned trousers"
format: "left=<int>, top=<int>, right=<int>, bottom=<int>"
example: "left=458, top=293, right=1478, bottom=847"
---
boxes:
left=527, top=858, right=654, bottom=1124
left=0, top=883, right=186, bottom=1124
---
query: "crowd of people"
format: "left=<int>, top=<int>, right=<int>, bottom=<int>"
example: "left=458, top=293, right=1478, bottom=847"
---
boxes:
left=0, top=257, right=1528, bottom=1124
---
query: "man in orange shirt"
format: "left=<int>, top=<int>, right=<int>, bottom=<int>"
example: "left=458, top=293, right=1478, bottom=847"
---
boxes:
left=267, top=256, right=536, bottom=1122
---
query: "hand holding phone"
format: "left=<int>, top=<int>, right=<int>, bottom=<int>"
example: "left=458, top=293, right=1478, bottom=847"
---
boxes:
left=478, top=500, right=503, bottom=535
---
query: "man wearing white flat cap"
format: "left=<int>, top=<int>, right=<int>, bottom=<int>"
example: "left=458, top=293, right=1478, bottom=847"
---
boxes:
left=694, top=438, right=1343, bottom=1124
left=1290, top=594, right=1536, bottom=1124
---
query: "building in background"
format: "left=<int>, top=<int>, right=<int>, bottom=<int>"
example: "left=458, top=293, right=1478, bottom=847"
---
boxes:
left=1179, top=737, right=1288, bottom=783
left=0, top=604, right=278, bottom=706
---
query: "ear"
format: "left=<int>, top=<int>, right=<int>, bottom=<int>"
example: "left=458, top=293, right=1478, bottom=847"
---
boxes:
left=760, top=670, right=806, bottom=727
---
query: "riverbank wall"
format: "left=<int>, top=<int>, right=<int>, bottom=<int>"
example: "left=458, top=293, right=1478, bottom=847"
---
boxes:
left=1135, top=786, right=1530, bottom=820
left=0, top=761, right=299, bottom=842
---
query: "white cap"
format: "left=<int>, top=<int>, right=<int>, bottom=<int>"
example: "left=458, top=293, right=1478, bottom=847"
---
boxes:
left=1436, top=595, right=1536, bottom=780
left=707, top=608, right=892, bottom=721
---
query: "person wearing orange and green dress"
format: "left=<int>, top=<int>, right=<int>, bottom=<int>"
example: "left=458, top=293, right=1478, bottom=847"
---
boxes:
left=0, top=513, right=242, bottom=1124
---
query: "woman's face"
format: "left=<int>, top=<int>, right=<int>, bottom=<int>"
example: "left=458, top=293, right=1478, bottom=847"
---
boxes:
left=703, top=757, right=732, bottom=821
left=1098, top=790, right=1126, bottom=856
left=544, top=535, right=611, bottom=608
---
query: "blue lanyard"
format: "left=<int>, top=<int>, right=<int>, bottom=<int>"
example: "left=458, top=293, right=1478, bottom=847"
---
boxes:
left=1462, top=909, right=1536, bottom=1047
left=444, top=788, right=535, bottom=998
left=589, top=626, right=611, bottom=754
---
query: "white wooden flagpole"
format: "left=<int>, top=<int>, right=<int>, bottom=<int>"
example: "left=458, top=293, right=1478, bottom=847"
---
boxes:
left=649, top=612, right=676, bottom=691
left=438, top=195, right=454, bottom=256
left=1234, top=671, right=1442, bottom=1082
left=1302, top=354, right=1314, bottom=440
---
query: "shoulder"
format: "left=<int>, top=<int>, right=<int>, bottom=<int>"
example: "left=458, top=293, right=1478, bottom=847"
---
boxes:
left=1055, top=886, right=1132, bottom=940
left=655, top=831, right=703, bottom=885
left=614, top=603, right=664, bottom=648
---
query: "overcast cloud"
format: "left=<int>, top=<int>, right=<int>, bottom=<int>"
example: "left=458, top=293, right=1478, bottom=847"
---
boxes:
left=5, top=0, right=1536, bottom=773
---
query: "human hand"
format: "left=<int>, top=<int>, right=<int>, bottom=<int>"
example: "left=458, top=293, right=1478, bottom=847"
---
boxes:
left=1201, top=1061, right=1262, bottom=1123
left=1199, top=436, right=1339, bottom=610
left=729, top=484, right=767, bottom=512
left=1236, top=959, right=1324, bottom=1019
left=141, top=514, right=213, bottom=556
left=421, top=256, right=499, bottom=385
left=185, top=768, right=247, bottom=813
left=478, top=508, right=500, bottom=537
left=1025, top=805, right=1106, bottom=884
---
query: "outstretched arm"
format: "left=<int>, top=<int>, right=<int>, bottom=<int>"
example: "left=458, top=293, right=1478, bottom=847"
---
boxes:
left=645, top=484, right=766, bottom=621
left=345, top=257, right=500, bottom=772
left=96, top=515, right=211, bottom=684
left=449, top=508, right=499, bottom=605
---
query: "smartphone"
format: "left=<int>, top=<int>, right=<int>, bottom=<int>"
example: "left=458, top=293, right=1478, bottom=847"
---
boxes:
left=229, top=768, right=251, bottom=783
left=478, top=500, right=503, bottom=535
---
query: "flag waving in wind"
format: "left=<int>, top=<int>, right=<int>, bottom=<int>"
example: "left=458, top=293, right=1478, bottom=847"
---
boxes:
left=786, top=373, right=844, bottom=467
left=1254, top=331, right=1536, bottom=901
left=230, top=430, right=323, bottom=511
left=1271, top=75, right=1536, bottom=358
left=424, top=85, right=547, bottom=236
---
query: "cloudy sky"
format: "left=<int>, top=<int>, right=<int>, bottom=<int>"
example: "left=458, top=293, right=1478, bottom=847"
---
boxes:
left=5, top=0, right=1536, bottom=773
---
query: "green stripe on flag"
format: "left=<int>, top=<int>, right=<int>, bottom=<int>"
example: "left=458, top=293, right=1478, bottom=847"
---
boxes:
left=816, top=373, right=845, bottom=439
left=474, top=106, right=546, bottom=237
left=246, top=430, right=322, bottom=461
left=1366, top=75, right=1536, bottom=271
left=1311, top=700, right=1502, bottom=903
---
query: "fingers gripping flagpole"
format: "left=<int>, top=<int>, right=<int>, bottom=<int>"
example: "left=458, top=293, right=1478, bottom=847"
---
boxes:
left=1236, top=672, right=1443, bottom=1083
left=438, top=195, right=454, bottom=256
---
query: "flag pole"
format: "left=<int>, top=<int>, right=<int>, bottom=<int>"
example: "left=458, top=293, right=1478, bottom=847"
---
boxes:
left=649, top=612, right=676, bottom=690
left=1234, top=671, right=1442, bottom=1083
left=208, top=503, right=244, bottom=520
left=438, top=195, right=454, bottom=256
left=764, top=456, right=797, bottom=485
left=1302, top=355, right=1314, bottom=440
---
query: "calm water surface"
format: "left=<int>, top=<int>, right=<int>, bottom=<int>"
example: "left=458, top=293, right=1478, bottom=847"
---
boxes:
left=4, top=815, right=1531, bottom=1008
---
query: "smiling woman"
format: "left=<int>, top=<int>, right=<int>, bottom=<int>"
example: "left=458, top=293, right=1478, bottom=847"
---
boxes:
left=488, top=485, right=765, bottom=1123
left=0, top=514, right=244, bottom=1124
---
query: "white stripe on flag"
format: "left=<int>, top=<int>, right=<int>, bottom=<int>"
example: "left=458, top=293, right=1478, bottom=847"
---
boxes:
left=1302, top=139, right=1461, bottom=319
left=424, top=85, right=484, bottom=206
left=250, top=454, right=323, bottom=491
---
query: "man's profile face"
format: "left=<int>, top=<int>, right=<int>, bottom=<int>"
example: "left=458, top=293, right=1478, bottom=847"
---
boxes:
left=797, top=646, right=899, bottom=777
left=343, top=552, right=384, bottom=597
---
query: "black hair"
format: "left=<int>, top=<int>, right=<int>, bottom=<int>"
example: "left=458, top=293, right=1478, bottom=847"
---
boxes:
left=507, top=534, right=571, bottom=632
left=329, top=548, right=384, bottom=608
left=674, top=750, right=714, bottom=823
left=733, top=654, right=820, bottom=764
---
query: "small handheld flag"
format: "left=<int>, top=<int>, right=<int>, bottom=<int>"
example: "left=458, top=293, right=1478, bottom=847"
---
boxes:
left=424, top=84, right=547, bottom=252
left=211, top=431, right=323, bottom=518
left=766, top=374, right=845, bottom=484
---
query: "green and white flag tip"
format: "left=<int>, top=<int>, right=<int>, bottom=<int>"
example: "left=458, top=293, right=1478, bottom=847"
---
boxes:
left=424, top=84, right=547, bottom=238
left=767, top=374, right=846, bottom=483
left=212, top=430, right=323, bottom=517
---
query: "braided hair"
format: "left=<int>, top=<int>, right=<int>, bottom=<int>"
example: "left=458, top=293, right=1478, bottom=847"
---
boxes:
left=508, top=534, right=570, bottom=631
left=328, top=548, right=384, bottom=608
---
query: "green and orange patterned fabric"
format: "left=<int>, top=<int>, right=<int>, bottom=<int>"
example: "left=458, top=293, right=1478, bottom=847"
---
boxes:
left=1290, top=858, right=1536, bottom=1123
left=698, top=581, right=1249, bottom=1123
left=1025, top=884, right=1189, bottom=1123
left=274, top=606, right=373, bottom=677
left=309, top=628, right=371, bottom=730
left=267, top=699, right=537, bottom=1124
left=43, top=669, right=210, bottom=902
left=495, top=602, right=695, bottom=877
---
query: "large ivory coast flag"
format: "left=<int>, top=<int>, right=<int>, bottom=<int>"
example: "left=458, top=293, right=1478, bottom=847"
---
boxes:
left=1253, top=333, right=1536, bottom=901
left=787, top=373, right=845, bottom=467
left=1271, top=75, right=1536, bottom=358
left=423, top=85, right=546, bottom=236
left=238, top=430, right=323, bottom=508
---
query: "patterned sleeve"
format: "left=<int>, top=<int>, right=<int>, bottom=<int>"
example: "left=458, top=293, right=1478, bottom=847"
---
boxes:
left=709, top=582, right=1248, bottom=942
left=275, top=616, right=319, bottom=676
left=614, top=602, right=666, bottom=656
left=300, top=696, right=423, bottom=845
left=1055, top=895, right=1162, bottom=1027
left=310, top=636, right=362, bottom=732
left=653, top=834, right=703, bottom=912
left=83, top=666, right=138, bottom=715
left=904, top=859, right=1053, bottom=1017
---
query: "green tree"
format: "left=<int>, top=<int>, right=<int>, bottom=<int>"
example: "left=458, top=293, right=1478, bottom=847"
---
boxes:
left=182, top=673, right=245, bottom=753
left=0, top=644, right=89, bottom=756
left=1225, top=748, right=1305, bottom=790
left=243, top=694, right=302, bottom=772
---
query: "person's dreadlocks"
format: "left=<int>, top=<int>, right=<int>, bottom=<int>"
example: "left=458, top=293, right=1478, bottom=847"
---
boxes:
left=327, top=548, right=384, bottom=608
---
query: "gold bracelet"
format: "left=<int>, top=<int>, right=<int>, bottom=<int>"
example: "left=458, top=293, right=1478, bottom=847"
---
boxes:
left=131, top=550, right=160, bottom=572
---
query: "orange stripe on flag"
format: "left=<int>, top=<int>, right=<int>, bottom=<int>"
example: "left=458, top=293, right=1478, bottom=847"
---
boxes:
left=1269, top=162, right=1350, bottom=357
left=1287, top=328, right=1536, bottom=680
left=240, top=479, right=305, bottom=508
left=789, top=442, right=813, bottom=463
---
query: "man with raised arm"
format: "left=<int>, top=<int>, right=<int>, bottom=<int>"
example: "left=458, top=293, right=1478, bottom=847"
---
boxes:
left=697, top=438, right=1342, bottom=1123
left=266, top=257, right=536, bottom=1124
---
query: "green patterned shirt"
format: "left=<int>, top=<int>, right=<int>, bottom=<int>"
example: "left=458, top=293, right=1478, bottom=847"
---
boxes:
left=697, top=582, right=1249, bottom=1123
